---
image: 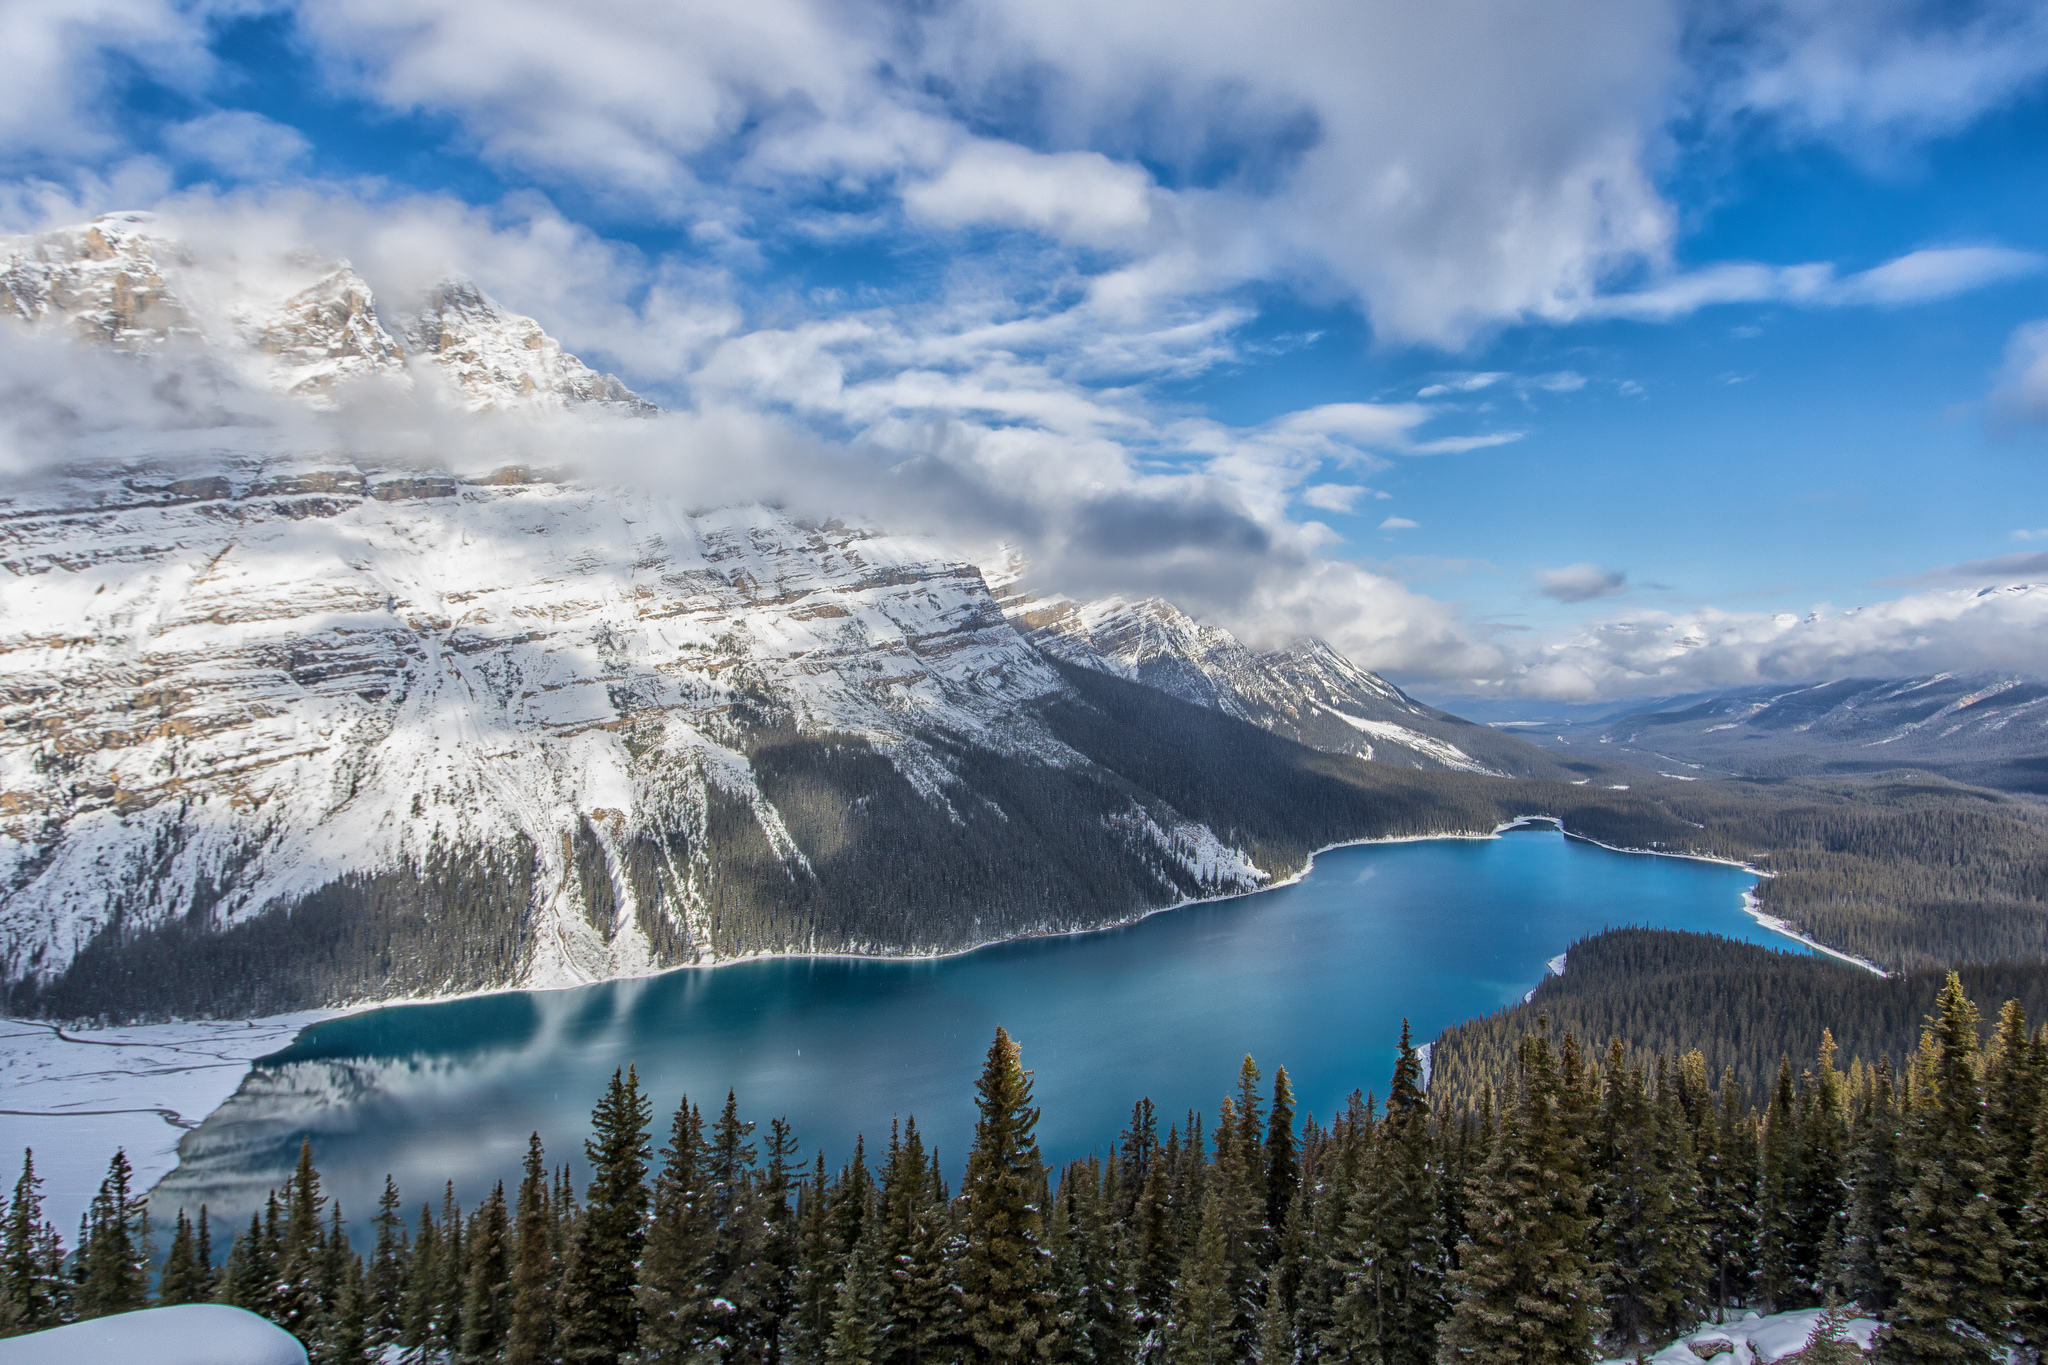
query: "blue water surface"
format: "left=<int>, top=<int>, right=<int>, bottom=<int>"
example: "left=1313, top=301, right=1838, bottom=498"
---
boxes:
left=156, top=829, right=1789, bottom=1225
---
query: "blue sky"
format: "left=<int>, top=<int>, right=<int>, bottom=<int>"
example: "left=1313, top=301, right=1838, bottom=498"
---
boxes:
left=6, top=0, right=2048, bottom=701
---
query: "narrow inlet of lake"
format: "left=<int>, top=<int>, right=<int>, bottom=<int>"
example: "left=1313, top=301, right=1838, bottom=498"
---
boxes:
left=154, top=829, right=1786, bottom=1226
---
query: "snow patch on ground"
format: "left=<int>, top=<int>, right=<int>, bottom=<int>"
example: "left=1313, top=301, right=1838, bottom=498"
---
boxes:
left=1596, top=1306, right=1881, bottom=1365
left=1315, top=706, right=1500, bottom=773
left=0, top=1304, right=306, bottom=1365
left=0, top=1012, right=329, bottom=1233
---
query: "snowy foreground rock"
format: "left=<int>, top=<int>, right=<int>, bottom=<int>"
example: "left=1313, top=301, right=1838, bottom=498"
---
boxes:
left=0, top=1304, right=305, bottom=1365
left=1596, top=1307, right=1881, bottom=1365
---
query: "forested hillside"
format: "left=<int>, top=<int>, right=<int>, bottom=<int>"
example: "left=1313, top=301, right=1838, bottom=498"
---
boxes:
left=1427, top=927, right=2048, bottom=1110
left=9, top=659, right=2048, bottom=1022
left=11, top=974, right=2046, bottom=1363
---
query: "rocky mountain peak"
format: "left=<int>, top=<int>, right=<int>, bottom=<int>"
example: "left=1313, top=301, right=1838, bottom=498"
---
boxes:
left=2, top=213, right=653, bottom=416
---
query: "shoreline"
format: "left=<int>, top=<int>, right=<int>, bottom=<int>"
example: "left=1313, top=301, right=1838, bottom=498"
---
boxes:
left=3, top=815, right=1866, bottom=1216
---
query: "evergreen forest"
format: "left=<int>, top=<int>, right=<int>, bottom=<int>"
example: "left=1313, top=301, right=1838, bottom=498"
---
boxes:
left=7, top=972, right=2048, bottom=1364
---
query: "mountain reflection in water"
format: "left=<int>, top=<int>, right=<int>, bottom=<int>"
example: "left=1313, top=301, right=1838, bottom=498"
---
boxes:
left=156, top=831, right=1786, bottom=1234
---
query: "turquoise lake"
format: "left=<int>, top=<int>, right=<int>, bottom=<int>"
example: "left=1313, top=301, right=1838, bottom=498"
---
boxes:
left=155, top=829, right=1788, bottom=1227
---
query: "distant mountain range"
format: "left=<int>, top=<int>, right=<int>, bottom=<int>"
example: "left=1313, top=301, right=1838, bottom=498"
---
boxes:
left=1, top=214, right=1582, bottom=1020
left=1493, top=673, right=2048, bottom=794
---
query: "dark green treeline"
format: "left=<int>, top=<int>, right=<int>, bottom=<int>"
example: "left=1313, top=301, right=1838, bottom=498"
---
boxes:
left=10, top=980, right=2048, bottom=1363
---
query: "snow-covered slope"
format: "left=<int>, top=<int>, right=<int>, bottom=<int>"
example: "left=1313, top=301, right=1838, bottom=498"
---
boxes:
left=0, top=215, right=1559, bottom=1021
left=1, top=212, right=652, bottom=414
left=1000, top=587, right=1525, bottom=774
left=1544, top=668, right=2048, bottom=793
left=0, top=456, right=1281, bottom=1012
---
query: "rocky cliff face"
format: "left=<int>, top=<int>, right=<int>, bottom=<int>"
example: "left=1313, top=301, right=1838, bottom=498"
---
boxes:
left=0, top=215, right=1541, bottom=1020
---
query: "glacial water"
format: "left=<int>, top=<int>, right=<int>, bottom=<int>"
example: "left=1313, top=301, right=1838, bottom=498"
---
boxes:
left=154, top=829, right=1791, bottom=1227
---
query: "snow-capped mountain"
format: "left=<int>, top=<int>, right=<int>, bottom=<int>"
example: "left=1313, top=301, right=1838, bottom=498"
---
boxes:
left=999, top=586, right=1553, bottom=776
left=1549, top=668, right=2048, bottom=792
left=0, top=215, right=1550, bottom=1021
left=2, top=212, right=653, bottom=414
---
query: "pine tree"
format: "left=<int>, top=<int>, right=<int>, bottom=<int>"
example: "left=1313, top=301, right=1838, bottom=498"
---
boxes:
left=74, top=1149, right=150, bottom=1320
left=959, top=1028, right=1060, bottom=1365
left=826, top=1190, right=886, bottom=1365
left=460, top=1182, right=513, bottom=1362
left=507, top=1135, right=556, bottom=1365
left=709, top=1088, right=769, bottom=1358
left=1165, top=1181, right=1235, bottom=1365
left=638, top=1097, right=717, bottom=1364
left=159, top=1208, right=212, bottom=1306
left=559, top=1066, right=653, bottom=1365
left=1797, top=1298, right=1870, bottom=1365
left=437, top=1182, right=467, bottom=1359
left=787, top=1153, right=839, bottom=1365
left=1756, top=1057, right=1797, bottom=1311
left=1791, top=1033, right=1850, bottom=1299
left=1267, top=1068, right=1300, bottom=1245
left=889, top=1131, right=959, bottom=1365
left=1590, top=1052, right=1695, bottom=1350
left=1436, top=1031, right=1599, bottom=1365
left=314, top=1202, right=368, bottom=1365
left=0, top=1149, right=69, bottom=1334
left=1839, top=1060, right=1902, bottom=1314
left=367, top=1177, right=410, bottom=1352
left=275, top=1139, right=328, bottom=1344
left=399, top=1202, right=441, bottom=1357
left=1888, top=974, right=2011, bottom=1363
left=1328, top=1020, right=1442, bottom=1365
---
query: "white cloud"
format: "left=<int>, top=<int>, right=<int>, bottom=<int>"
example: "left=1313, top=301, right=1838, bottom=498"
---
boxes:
left=1708, top=0, right=2048, bottom=145
left=0, top=0, right=213, bottom=170
left=163, top=112, right=312, bottom=180
left=1301, top=483, right=1369, bottom=512
left=904, top=142, right=1156, bottom=248
left=1586, top=245, right=2042, bottom=320
left=262, top=0, right=2048, bottom=348
left=1535, top=563, right=1629, bottom=601
left=1503, top=582, right=2048, bottom=700
left=1379, top=516, right=1419, bottom=530
left=1991, top=318, right=2048, bottom=425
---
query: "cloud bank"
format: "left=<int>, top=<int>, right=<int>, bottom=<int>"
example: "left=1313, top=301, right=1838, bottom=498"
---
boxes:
left=4, top=0, right=2047, bottom=700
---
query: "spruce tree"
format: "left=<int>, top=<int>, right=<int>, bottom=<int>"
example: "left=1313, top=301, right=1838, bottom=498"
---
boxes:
left=459, top=1182, right=513, bottom=1362
left=0, top=1149, right=68, bottom=1334
left=1840, top=1060, right=1902, bottom=1314
left=314, top=1202, right=368, bottom=1365
left=74, top=1149, right=150, bottom=1320
left=507, top=1135, right=556, bottom=1365
left=1328, top=1020, right=1442, bottom=1365
left=959, top=1028, right=1060, bottom=1365
left=890, top=1131, right=960, bottom=1365
left=1791, top=1033, right=1850, bottom=1299
left=1757, top=1057, right=1798, bottom=1311
left=367, top=1176, right=410, bottom=1352
left=1888, top=975, right=2011, bottom=1363
left=400, top=1202, right=441, bottom=1356
left=436, top=1182, right=466, bottom=1359
left=1590, top=1053, right=1695, bottom=1349
left=1165, top=1181, right=1235, bottom=1365
left=560, top=1066, right=654, bottom=1365
left=757, top=1116, right=804, bottom=1365
left=275, top=1139, right=327, bottom=1344
left=787, top=1153, right=840, bottom=1365
left=1436, top=1031, right=1599, bottom=1365
left=638, top=1097, right=717, bottom=1363
left=1267, top=1067, right=1300, bottom=1243
left=158, top=1209, right=212, bottom=1306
